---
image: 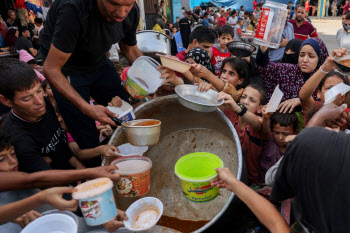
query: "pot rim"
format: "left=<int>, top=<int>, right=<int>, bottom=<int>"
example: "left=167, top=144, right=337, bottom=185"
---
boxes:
left=122, top=119, right=161, bottom=128
left=136, top=30, right=171, bottom=40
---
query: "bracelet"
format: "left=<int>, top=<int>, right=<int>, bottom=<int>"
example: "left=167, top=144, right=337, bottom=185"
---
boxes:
left=320, top=66, right=330, bottom=74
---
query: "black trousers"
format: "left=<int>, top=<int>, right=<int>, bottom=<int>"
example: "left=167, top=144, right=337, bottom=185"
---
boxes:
left=51, top=59, right=129, bottom=168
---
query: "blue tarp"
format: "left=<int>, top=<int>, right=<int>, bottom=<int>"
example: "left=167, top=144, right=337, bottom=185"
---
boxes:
left=189, top=0, right=299, bottom=12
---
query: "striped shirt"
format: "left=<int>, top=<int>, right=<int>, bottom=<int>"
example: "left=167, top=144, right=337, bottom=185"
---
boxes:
left=289, top=19, right=318, bottom=41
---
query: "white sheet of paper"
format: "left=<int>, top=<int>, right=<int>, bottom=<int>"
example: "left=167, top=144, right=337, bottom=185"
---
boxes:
left=266, top=85, right=284, bottom=113
left=324, top=82, right=350, bottom=105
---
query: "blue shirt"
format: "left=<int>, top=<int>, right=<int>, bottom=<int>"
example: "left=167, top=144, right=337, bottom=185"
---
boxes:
left=202, top=19, right=210, bottom=27
left=269, top=22, right=295, bottom=63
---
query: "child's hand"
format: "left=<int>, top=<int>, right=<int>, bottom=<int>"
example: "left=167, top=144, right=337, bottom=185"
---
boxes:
left=262, top=105, right=273, bottom=119
left=98, top=145, right=120, bottom=158
left=88, top=164, right=121, bottom=182
left=210, top=167, right=237, bottom=192
left=190, top=64, right=210, bottom=77
left=196, top=82, right=211, bottom=92
left=285, top=135, right=296, bottom=143
left=277, top=98, right=300, bottom=113
left=40, top=187, right=78, bottom=212
left=99, top=125, right=113, bottom=137
left=217, top=92, right=240, bottom=112
left=103, top=209, right=128, bottom=232
left=108, top=96, right=123, bottom=108
left=13, top=210, right=42, bottom=228
left=157, top=65, right=184, bottom=86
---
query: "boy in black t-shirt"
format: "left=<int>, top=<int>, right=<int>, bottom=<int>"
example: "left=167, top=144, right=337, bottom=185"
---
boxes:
left=0, top=58, right=85, bottom=173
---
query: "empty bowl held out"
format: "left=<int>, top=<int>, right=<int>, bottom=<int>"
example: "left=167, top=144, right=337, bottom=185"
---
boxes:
left=175, top=84, right=224, bottom=112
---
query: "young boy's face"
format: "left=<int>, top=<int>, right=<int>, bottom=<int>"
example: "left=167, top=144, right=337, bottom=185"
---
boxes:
left=218, top=34, right=233, bottom=49
left=220, top=63, right=243, bottom=87
left=239, top=87, right=262, bottom=114
left=195, top=41, right=212, bottom=54
left=0, top=146, right=18, bottom=172
left=272, top=123, right=295, bottom=148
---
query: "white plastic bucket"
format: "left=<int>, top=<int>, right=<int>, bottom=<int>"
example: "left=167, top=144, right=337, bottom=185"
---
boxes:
left=124, top=197, right=163, bottom=232
left=107, top=101, right=135, bottom=122
left=21, top=213, right=77, bottom=233
left=124, top=56, right=164, bottom=99
left=115, top=143, right=148, bottom=157
left=72, top=178, right=117, bottom=226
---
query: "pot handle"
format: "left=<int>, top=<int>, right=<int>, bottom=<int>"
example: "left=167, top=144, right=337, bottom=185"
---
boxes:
left=109, top=117, right=123, bottom=126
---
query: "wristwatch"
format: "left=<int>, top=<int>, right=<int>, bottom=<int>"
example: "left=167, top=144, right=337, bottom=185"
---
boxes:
left=237, top=103, right=247, bottom=116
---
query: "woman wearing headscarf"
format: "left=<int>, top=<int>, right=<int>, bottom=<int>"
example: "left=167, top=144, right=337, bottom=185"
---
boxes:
left=256, top=38, right=329, bottom=113
left=271, top=126, right=350, bottom=233
left=281, top=38, right=304, bottom=64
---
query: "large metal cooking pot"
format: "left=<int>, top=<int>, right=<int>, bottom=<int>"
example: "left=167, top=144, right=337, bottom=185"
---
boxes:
left=106, top=95, right=243, bottom=233
left=136, top=30, right=171, bottom=57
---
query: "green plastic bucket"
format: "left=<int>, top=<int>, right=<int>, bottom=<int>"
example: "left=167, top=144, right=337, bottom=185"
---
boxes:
left=175, top=152, right=223, bottom=203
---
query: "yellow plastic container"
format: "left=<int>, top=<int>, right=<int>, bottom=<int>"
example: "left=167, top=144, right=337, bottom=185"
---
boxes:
left=175, top=152, right=223, bottom=203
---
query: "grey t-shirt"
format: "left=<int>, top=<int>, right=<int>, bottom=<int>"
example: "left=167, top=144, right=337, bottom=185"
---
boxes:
left=234, top=24, right=242, bottom=41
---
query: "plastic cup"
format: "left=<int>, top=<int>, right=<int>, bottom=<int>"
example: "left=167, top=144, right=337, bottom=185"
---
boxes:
left=112, top=156, right=152, bottom=197
left=21, top=213, right=77, bottom=233
left=115, top=143, right=149, bottom=157
left=107, top=101, right=135, bottom=122
left=124, top=197, right=163, bottom=232
left=72, top=178, right=117, bottom=226
left=175, top=152, right=223, bottom=203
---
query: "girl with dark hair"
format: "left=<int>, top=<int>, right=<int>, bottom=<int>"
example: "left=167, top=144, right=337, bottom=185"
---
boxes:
left=4, top=28, right=18, bottom=47
left=190, top=56, right=250, bottom=102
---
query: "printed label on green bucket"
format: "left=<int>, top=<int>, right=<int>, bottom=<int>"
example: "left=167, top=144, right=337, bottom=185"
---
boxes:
left=175, top=152, right=223, bottom=203
left=180, top=180, right=219, bottom=202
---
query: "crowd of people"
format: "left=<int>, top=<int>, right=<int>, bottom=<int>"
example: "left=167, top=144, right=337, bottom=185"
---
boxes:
left=0, top=0, right=350, bottom=233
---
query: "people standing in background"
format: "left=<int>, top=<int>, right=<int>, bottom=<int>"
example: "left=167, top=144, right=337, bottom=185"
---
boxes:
left=311, top=2, right=317, bottom=16
left=343, top=0, right=350, bottom=14
left=239, top=6, right=245, bottom=18
left=13, top=8, right=35, bottom=40
left=253, top=0, right=258, bottom=10
left=288, top=1, right=295, bottom=19
left=202, top=12, right=210, bottom=28
left=242, top=12, right=251, bottom=32
left=326, top=0, right=330, bottom=16
left=217, top=12, right=227, bottom=27
left=227, top=10, right=238, bottom=28
left=234, top=18, right=243, bottom=41
left=157, top=0, right=167, bottom=23
left=336, top=13, right=348, bottom=47
left=305, top=0, right=310, bottom=14
left=289, top=6, right=318, bottom=41
left=179, top=12, right=192, bottom=49
left=6, top=10, right=16, bottom=28
left=332, top=0, right=338, bottom=16
left=4, top=27, right=18, bottom=47
left=255, top=4, right=262, bottom=20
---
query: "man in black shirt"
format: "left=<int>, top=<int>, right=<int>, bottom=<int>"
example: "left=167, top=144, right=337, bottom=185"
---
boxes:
left=15, top=27, right=37, bottom=57
left=40, top=0, right=143, bottom=167
left=0, top=58, right=84, bottom=173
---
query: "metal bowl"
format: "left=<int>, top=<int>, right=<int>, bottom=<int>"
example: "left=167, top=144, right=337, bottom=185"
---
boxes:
left=226, top=41, right=256, bottom=57
left=175, top=85, right=224, bottom=112
left=122, top=119, right=161, bottom=146
left=334, top=51, right=350, bottom=75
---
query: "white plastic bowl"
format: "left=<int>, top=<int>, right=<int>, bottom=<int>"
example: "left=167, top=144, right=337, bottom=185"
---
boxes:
left=115, top=143, right=148, bottom=157
left=21, top=213, right=78, bottom=233
left=42, top=210, right=79, bottom=227
left=124, top=197, right=163, bottom=232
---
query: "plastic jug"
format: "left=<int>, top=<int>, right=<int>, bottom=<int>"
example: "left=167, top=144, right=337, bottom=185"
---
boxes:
left=254, top=1, right=288, bottom=49
left=124, top=56, right=164, bottom=99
